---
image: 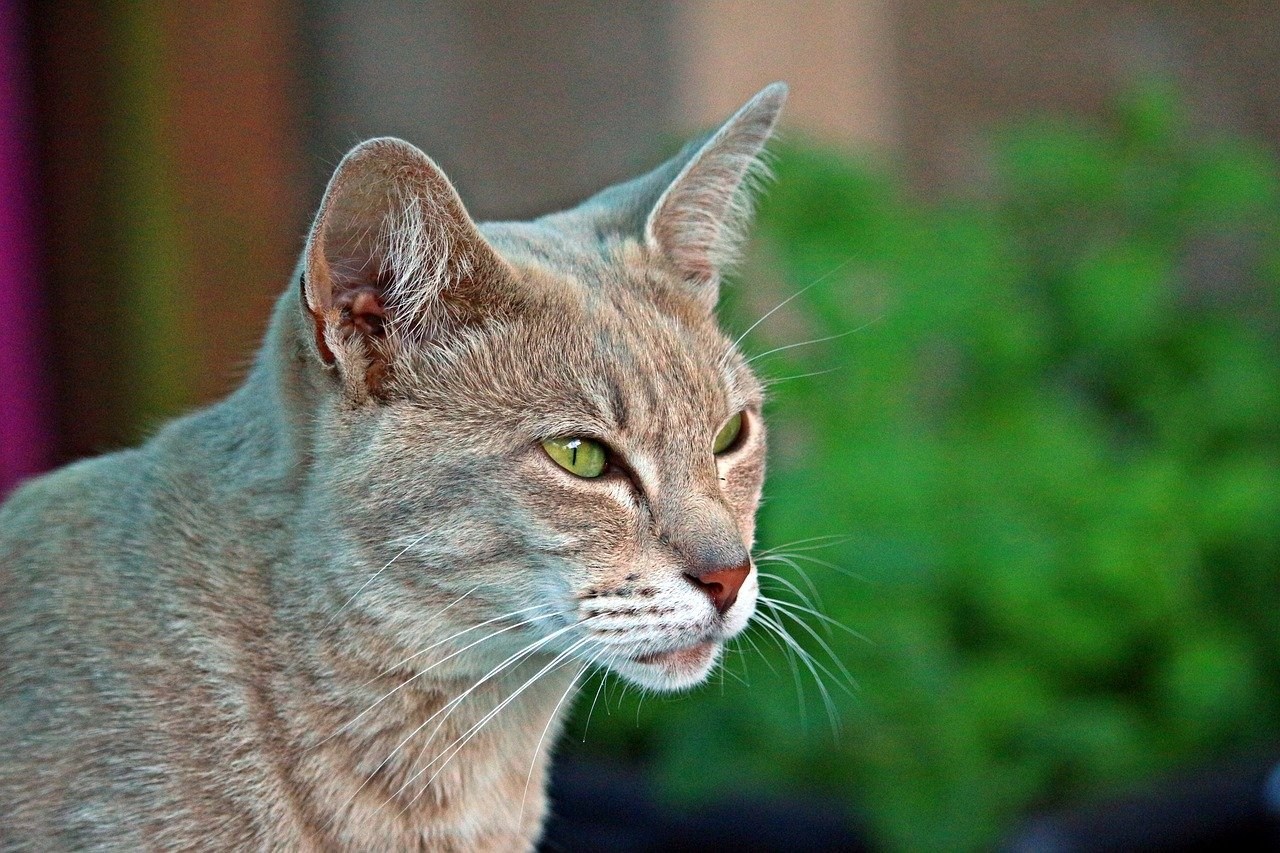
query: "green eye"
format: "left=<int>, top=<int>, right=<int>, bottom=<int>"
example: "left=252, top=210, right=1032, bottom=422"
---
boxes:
left=713, top=412, right=744, bottom=454
left=542, top=437, right=608, bottom=478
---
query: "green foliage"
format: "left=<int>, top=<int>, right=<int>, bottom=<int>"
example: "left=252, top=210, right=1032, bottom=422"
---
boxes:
left=564, top=87, right=1280, bottom=850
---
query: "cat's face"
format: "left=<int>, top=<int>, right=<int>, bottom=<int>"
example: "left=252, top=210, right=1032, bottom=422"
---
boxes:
left=420, top=234, right=765, bottom=690
left=303, top=85, right=786, bottom=692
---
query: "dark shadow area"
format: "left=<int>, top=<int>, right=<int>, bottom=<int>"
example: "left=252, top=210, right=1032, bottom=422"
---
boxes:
left=540, top=758, right=871, bottom=852
left=1005, top=754, right=1280, bottom=853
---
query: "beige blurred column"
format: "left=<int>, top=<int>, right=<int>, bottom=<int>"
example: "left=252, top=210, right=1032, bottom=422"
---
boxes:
left=672, top=0, right=900, bottom=150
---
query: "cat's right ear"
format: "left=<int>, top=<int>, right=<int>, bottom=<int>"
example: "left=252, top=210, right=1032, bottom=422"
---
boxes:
left=300, top=137, right=512, bottom=397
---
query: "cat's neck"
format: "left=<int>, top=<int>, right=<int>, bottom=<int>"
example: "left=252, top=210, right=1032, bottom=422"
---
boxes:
left=231, top=273, right=330, bottom=469
left=228, top=281, right=580, bottom=847
left=276, top=613, right=580, bottom=849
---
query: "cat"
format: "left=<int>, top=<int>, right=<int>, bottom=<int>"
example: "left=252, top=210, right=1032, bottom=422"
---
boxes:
left=0, top=82, right=787, bottom=851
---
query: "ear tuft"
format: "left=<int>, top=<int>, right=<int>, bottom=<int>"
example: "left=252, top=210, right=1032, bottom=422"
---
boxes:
left=645, top=83, right=788, bottom=303
left=301, top=137, right=509, bottom=393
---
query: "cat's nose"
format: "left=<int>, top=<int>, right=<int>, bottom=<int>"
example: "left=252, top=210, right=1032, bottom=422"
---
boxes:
left=683, top=558, right=751, bottom=615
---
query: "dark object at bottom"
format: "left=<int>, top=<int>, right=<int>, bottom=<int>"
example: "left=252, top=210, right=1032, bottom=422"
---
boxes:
left=1005, top=755, right=1280, bottom=853
left=540, top=758, right=869, bottom=852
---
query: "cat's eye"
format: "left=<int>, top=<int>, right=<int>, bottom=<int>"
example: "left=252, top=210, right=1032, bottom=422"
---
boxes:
left=542, top=437, right=608, bottom=478
left=712, top=412, right=744, bottom=455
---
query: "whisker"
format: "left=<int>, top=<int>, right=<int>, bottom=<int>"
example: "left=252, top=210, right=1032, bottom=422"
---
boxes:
left=758, top=550, right=865, bottom=582
left=755, top=534, right=853, bottom=556
left=329, top=621, right=583, bottom=827
left=715, top=639, right=750, bottom=688
left=362, top=602, right=556, bottom=688
left=744, top=315, right=882, bottom=366
left=759, top=596, right=858, bottom=697
left=753, top=607, right=841, bottom=735
left=518, top=659, right=593, bottom=827
left=577, top=642, right=627, bottom=743
left=737, top=624, right=780, bottom=678
left=327, top=532, right=432, bottom=625
left=726, top=279, right=822, bottom=358
left=746, top=616, right=809, bottom=729
left=760, top=366, right=842, bottom=388
left=757, top=560, right=825, bottom=613
left=759, top=586, right=869, bottom=645
left=327, top=606, right=556, bottom=743
left=580, top=671, right=610, bottom=742
left=724, top=254, right=864, bottom=365
left=397, top=637, right=594, bottom=809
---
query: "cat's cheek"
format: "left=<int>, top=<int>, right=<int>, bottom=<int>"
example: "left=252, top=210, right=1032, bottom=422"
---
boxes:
left=718, top=459, right=765, bottom=543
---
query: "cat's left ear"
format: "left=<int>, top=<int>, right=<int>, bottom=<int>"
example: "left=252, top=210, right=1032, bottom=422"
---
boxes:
left=645, top=82, right=788, bottom=307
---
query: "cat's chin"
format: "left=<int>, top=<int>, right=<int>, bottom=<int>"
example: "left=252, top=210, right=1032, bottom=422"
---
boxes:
left=610, top=639, right=723, bottom=692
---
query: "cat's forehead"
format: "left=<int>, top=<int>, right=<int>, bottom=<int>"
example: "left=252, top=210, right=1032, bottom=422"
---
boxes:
left=481, top=219, right=714, bottom=322
left=424, top=220, right=761, bottom=436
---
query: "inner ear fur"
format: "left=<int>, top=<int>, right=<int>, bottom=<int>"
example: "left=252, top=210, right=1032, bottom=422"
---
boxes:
left=644, top=82, right=787, bottom=307
left=300, top=137, right=512, bottom=393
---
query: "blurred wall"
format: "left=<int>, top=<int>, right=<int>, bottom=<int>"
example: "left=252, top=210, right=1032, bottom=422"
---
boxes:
left=31, top=2, right=304, bottom=463
left=0, top=0, right=49, bottom=494
left=303, top=0, right=677, bottom=221
left=898, top=0, right=1280, bottom=189
left=17, top=0, right=1280, bottom=479
left=674, top=0, right=899, bottom=153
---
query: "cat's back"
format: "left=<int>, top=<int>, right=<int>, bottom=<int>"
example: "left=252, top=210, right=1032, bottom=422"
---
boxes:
left=2, top=445, right=145, bottom=573
left=0, top=447, right=154, bottom=670
left=0, top=404, right=297, bottom=850
left=1, top=448, right=168, bottom=847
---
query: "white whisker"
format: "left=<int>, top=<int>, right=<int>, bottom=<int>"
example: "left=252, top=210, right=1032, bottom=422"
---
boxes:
left=723, top=254, right=861, bottom=364
left=755, top=534, right=853, bottom=556
left=744, top=315, right=882, bottom=366
left=726, top=280, right=819, bottom=356
left=397, top=637, right=594, bottom=810
left=752, top=596, right=855, bottom=696
left=327, top=532, right=432, bottom=625
left=326, top=620, right=584, bottom=828
left=578, top=667, right=613, bottom=743
left=518, top=659, right=593, bottom=828
left=753, top=607, right=841, bottom=735
left=757, top=560, right=826, bottom=613
left=758, top=550, right=865, bottom=582
left=760, top=366, right=842, bottom=387
left=759, top=584, right=868, bottom=646
left=362, top=602, right=555, bottom=688
left=327, top=606, right=556, bottom=743
left=747, top=615, right=810, bottom=729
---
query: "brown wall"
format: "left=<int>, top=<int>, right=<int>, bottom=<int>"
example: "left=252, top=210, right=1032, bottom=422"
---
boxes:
left=303, top=0, right=678, bottom=222
left=898, top=1, right=1280, bottom=189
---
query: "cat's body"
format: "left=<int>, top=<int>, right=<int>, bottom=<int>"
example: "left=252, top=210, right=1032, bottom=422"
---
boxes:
left=0, top=85, right=787, bottom=850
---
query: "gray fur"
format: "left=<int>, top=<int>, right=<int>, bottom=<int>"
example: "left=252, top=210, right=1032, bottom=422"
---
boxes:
left=0, top=84, right=787, bottom=851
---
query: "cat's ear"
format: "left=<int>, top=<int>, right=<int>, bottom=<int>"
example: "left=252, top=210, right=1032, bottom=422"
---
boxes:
left=645, top=83, right=787, bottom=306
left=301, top=137, right=511, bottom=394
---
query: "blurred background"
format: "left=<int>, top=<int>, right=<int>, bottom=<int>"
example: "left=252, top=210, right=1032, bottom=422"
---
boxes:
left=3, top=2, right=1280, bottom=850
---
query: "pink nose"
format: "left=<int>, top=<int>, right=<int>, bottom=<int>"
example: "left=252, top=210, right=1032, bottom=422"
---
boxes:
left=684, top=559, right=751, bottom=615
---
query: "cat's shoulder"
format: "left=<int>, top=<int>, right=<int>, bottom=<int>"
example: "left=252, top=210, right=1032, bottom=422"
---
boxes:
left=0, top=449, right=145, bottom=540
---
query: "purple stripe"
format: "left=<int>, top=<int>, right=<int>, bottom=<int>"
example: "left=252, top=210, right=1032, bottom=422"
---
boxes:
left=0, top=0, right=52, bottom=498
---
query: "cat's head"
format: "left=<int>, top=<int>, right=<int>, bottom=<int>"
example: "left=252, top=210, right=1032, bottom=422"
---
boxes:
left=299, top=84, right=786, bottom=691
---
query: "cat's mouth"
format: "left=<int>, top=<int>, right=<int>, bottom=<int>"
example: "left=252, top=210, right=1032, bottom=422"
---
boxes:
left=630, top=639, right=718, bottom=669
left=614, top=638, right=723, bottom=690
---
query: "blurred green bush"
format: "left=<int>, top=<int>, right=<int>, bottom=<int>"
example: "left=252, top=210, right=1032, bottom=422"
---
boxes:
left=565, top=85, right=1280, bottom=850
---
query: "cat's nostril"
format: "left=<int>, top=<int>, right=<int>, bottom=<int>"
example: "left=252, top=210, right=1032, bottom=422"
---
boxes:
left=683, top=559, right=751, bottom=615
